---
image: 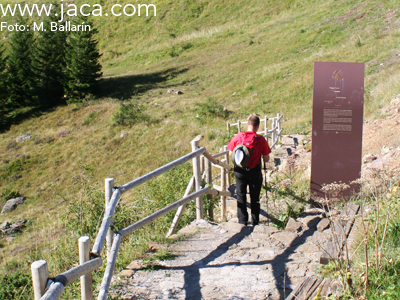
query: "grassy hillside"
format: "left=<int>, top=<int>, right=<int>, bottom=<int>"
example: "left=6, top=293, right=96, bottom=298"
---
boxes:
left=0, top=0, right=400, bottom=297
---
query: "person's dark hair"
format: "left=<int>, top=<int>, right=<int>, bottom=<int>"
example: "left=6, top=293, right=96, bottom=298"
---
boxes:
left=248, top=115, right=260, bottom=127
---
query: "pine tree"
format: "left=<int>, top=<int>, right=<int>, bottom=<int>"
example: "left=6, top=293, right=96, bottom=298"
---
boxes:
left=0, top=42, right=8, bottom=98
left=65, top=16, right=102, bottom=102
left=34, top=4, right=67, bottom=107
left=0, top=42, right=9, bottom=127
left=7, top=17, right=37, bottom=108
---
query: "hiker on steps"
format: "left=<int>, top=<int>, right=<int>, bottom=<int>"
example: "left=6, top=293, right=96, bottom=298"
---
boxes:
left=228, top=115, right=271, bottom=226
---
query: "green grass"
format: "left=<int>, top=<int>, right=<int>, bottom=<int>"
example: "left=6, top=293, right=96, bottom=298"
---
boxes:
left=1, top=0, right=400, bottom=298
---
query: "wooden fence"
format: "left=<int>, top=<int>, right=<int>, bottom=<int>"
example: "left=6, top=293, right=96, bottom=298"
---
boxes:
left=227, top=113, right=283, bottom=148
left=31, top=114, right=283, bottom=300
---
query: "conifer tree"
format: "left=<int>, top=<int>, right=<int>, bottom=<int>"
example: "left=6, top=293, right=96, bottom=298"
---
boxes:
left=7, top=17, right=37, bottom=108
left=0, top=42, right=8, bottom=127
left=65, top=16, right=102, bottom=102
left=0, top=42, right=8, bottom=98
left=34, top=4, right=67, bottom=106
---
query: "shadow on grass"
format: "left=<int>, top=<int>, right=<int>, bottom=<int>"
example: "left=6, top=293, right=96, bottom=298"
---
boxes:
left=98, top=67, right=190, bottom=100
left=0, top=67, right=190, bottom=132
left=0, top=105, right=59, bottom=133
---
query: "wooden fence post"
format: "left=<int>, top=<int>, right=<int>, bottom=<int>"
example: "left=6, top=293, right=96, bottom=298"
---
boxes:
left=221, top=159, right=227, bottom=221
left=271, top=118, right=276, bottom=145
left=105, top=178, right=114, bottom=259
left=79, top=236, right=93, bottom=300
left=166, top=177, right=195, bottom=237
left=264, top=115, right=268, bottom=135
left=205, top=156, right=213, bottom=220
left=224, top=146, right=231, bottom=187
left=227, top=122, right=230, bottom=136
left=191, top=139, right=204, bottom=219
left=277, top=113, right=282, bottom=142
left=237, top=120, right=241, bottom=133
left=31, top=260, right=49, bottom=300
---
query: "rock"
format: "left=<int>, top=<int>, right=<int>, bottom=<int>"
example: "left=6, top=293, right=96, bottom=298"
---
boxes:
left=119, top=269, right=135, bottom=278
left=285, top=218, right=302, bottom=232
left=220, top=222, right=245, bottom=233
left=1, top=197, right=25, bottom=214
left=147, top=242, right=164, bottom=252
left=126, top=260, right=143, bottom=270
left=363, top=154, right=377, bottom=163
left=2, top=220, right=27, bottom=235
left=0, top=221, right=10, bottom=230
left=390, top=94, right=400, bottom=105
left=175, top=91, right=183, bottom=95
left=16, top=134, right=32, bottom=143
left=120, top=132, right=128, bottom=138
left=272, top=231, right=298, bottom=246
left=11, top=219, right=27, bottom=229
left=239, top=241, right=259, bottom=250
left=301, top=215, right=322, bottom=228
left=2, top=227, right=19, bottom=235
left=288, top=267, right=307, bottom=278
left=303, top=208, right=325, bottom=215
left=396, top=106, right=400, bottom=114
left=253, top=225, right=279, bottom=234
left=191, top=219, right=213, bottom=227
left=317, top=218, right=330, bottom=232
left=327, top=209, right=340, bottom=217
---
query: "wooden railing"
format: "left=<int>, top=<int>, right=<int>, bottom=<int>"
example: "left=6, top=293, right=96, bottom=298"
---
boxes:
left=31, top=139, right=232, bottom=300
left=31, top=114, right=283, bottom=300
left=227, top=113, right=283, bottom=148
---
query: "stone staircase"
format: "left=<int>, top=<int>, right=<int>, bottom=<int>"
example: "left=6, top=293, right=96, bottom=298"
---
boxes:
left=110, top=209, right=334, bottom=299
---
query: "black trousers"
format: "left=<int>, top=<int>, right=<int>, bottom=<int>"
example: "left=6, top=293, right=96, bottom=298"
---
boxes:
left=234, top=165, right=263, bottom=225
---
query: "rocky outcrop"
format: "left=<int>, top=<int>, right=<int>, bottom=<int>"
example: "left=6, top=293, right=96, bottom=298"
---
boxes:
left=0, top=219, right=27, bottom=235
left=16, top=134, right=32, bottom=143
left=1, top=197, right=25, bottom=214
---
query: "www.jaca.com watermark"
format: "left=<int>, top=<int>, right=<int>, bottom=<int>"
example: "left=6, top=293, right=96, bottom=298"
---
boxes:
left=0, top=1, right=156, bottom=32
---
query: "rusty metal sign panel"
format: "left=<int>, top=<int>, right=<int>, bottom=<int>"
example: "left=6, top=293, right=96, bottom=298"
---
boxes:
left=311, top=62, right=364, bottom=198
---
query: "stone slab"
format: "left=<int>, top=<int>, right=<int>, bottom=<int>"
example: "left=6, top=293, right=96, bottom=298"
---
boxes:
left=317, top=218, right=330, bottom=231
left=272, top=231, right=298, bottom=246
left=219, top=222, right=245, bottom=233
left=285, top=218, right=302, bottom=232
left=1, top=197, right=25, bottom=214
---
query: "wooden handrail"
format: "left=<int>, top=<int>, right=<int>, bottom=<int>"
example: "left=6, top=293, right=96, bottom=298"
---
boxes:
left=41, top=258, right=102, bottom=300
left=119, top=188, right=219, bottom=237
left=203, top=150, right=232, bottom=171
left=97, top=234, right=122, bottom=300
left=119, top=147, right=206, bottom=193
left=92, top=189, right=121, bottom=256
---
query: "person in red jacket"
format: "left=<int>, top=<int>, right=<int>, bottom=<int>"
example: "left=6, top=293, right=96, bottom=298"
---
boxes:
left=227, top=115, right=271, bottom=226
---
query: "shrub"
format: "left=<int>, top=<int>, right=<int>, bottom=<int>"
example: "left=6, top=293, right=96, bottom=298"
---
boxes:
left=194, top=97, right=230, bottom=120
left=112, top=101, right=152, bottom=126
left=0, top=269, right=32, bottom=300
left=0, top=189, right=21, bottom=202
left=141, top=163, right=196, bottom=232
